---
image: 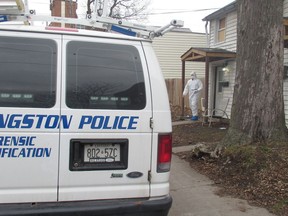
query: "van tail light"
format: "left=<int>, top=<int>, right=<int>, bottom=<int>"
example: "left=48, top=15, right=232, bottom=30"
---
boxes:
left=157, top=133, right=172, bottom=173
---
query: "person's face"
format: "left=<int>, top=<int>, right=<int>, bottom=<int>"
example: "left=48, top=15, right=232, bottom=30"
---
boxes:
left=191, top=75, right=195, bottom=80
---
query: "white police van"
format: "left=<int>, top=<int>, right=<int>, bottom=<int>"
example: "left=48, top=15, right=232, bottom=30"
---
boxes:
left=0, top=6, right=182, bottom=215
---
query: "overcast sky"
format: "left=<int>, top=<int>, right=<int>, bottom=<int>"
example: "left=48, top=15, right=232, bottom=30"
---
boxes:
left=148, top=0, right=235, bottom=32
left=27, top=0, right=235, bottom=33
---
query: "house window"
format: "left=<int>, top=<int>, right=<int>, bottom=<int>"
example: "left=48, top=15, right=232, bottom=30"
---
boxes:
left=217, top=17, right=226, bottom=42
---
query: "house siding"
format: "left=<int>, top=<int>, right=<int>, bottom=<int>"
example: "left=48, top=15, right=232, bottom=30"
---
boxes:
left=284, top=0, right=288, bottom=125
left=284, top=49, right=288, bottom=125
left=152, top=31, right=207, bottom=79
left=284, top=81, right=288, bottom=125
left=284, top=0, right=288, bottom=16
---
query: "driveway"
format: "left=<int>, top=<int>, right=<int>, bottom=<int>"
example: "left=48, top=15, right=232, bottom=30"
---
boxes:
left=169, top=152, right=275, bottom=216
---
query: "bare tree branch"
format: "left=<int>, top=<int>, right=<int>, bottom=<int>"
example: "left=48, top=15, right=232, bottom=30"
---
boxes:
left=86, top=0, right=150, bottom=21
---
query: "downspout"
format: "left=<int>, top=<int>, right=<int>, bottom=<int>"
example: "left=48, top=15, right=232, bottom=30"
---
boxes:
left=204, top=20, right=209, bottom=113
left=205, top=21, right=209, bottom=47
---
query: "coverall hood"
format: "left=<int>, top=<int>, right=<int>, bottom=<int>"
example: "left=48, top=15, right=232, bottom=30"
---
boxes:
left=190, top=71, right=197, bottom=80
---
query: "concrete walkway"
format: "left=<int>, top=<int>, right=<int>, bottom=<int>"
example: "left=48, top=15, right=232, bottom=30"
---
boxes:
left=168, top=152, right=275, bottom=216
left=172, top=119, right=196, bottom=126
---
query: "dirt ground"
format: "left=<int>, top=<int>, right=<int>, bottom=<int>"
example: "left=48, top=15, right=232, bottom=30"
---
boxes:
left=172, top=121, right=288, bottom=216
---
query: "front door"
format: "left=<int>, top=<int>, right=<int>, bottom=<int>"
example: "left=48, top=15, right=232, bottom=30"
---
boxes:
left=214, top=67, right=225, bottom=116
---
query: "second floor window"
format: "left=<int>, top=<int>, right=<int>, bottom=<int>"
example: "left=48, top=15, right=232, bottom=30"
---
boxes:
left=217, top=17, right=226, bottom=43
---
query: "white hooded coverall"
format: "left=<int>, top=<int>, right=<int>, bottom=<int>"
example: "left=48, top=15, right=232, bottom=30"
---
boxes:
left=183, top=72, right=203, bottom=117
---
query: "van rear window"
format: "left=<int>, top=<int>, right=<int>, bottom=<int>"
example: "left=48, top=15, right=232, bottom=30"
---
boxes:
left=66, top=41, right=146, bottom=110
left=0, top=36, right=57, bottom=108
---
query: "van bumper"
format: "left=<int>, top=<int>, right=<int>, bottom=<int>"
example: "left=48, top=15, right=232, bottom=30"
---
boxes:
left=0, top=195, right=172, bottom=216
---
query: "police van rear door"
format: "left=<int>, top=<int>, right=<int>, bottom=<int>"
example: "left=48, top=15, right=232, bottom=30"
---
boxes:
left=58, top=35, right=153, bottom=201
left=0, top=31, right=61, bottom=203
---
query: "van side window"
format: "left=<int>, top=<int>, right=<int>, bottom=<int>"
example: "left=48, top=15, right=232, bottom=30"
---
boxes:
left=66, top=41, right=146, bottom=110
left=0, top=37, right=57, bottom=108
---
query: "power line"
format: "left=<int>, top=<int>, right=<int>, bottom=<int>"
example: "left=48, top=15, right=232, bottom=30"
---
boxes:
left=146, top=8, right=219, bottom=16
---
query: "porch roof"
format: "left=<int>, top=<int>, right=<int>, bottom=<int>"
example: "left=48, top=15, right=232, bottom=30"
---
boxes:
left=181, top=47, right=236, bottom=62
left=179, top=47, right=236, bottom=118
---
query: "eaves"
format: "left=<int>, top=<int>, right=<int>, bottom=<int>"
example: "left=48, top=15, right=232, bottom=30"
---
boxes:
left=202, top=1, right=237, bottom=21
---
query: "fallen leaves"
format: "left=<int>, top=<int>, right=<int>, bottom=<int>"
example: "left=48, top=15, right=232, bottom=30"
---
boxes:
left=173, top=122, right=288, bottom=216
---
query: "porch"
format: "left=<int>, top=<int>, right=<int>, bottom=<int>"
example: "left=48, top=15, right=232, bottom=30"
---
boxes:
left=180, top=47, right=236, bottom=118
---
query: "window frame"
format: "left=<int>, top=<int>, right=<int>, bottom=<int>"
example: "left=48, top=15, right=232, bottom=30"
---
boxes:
left=216, top=17, right=226, bottom=43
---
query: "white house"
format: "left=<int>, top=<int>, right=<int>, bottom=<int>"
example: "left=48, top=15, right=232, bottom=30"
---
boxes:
left=181, top=1, right=288, bottom=125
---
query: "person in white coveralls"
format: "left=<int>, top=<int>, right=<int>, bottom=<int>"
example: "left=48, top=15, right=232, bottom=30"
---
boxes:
left=183, top=71, right=203, bottom=121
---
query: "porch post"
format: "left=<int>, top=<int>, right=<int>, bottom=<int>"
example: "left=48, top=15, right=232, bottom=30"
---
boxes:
left=205, top=57, right=209, bottom=110
left=181, top=60, right=186, bottom=118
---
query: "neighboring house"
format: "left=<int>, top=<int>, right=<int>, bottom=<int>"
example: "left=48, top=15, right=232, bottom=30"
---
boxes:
left=152, top=29, right=207, bottom=108
left=181, top=1, right=288, bottom=125
left=152, top=29, right=206, bottom=79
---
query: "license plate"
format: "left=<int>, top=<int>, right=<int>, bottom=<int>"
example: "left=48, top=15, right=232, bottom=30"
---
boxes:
left=84, top=143, right=120, bottom=163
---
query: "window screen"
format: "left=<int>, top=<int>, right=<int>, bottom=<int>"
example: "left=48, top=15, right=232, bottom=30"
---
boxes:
left=0, top=36, right=57, bottom=108
left=66, top=41, right=146, bottom=110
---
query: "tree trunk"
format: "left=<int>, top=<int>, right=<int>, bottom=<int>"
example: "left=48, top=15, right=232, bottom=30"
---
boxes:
left=223, top=0, right=288, bottom=145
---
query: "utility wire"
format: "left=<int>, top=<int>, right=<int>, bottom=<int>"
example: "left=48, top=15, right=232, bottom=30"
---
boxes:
left=76, top=7, right=219, bottom=17
left=146, top=8, right=219, bottom=15
left=29, top=1, right=219, bottom=17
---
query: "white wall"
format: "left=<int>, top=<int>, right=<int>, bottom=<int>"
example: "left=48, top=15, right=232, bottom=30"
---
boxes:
left=283, top=49, right=288, bottom=125
left=284, top=0, right=288, bottom=16
left=152, top=30, right=207, bottom=79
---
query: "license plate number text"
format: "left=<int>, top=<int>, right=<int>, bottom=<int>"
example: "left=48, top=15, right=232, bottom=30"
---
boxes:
left=84, top=144, right=120, bottom=163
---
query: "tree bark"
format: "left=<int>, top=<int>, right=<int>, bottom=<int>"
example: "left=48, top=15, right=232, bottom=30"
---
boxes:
left=223, top=0, right=288, bottom=145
